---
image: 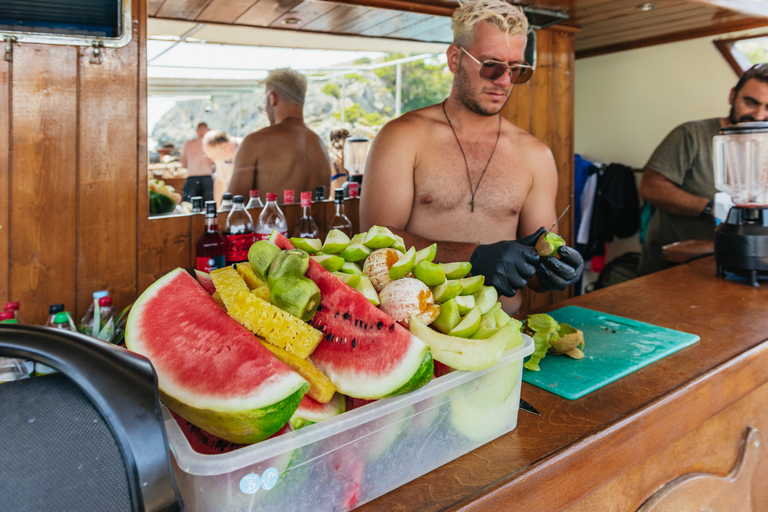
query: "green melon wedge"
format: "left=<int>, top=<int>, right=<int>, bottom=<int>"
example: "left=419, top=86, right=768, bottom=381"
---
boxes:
left=290, top=237, right=322, bottom=254
left=390, top=234, right=407, bottom=253
left=449, top=306, right=482, bottom=338
left=364, top=225, right=397, bottom=249
left=322, top=229, right=351, bottom=254
left=389, top=246, right=416, bottom=280
left=473, top=285, right=499, bottom=315
left=458, top=275, right=485, bottom=295
left=441, top=261, right=472, bottom=280
left=332, top=271, right=362, bottom=288
left=410, top=315, right=514, bottom=371
left=341, top=233, right=371, bottom=262
left=412, top=260, right=446, bottom=287
left=430, top=280, right=463, bottom=303
left=414, top=243, right=437, bottom=264
left=354, top=276, right=380, bottom=306
left=432, top=298, right=461, bottom=334
left=311, top=253, right=345, bottom=272
left=339, top=260, right=363, bottom=275
left=455, top=294, right=476, bottom=315
left=126, top=268, right=309, bottom=444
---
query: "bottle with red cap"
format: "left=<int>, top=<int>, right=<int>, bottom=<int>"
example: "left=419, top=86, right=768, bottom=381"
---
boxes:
left=256, top=192, right=288, bottom=241
left=293, top=191, right=319, bottom=239
left=283, top=189, right=295, bottom=205
left=4, top=301, right=23, bottom=324
left=196, top=200, right=226, bottom=272
left=0, top=311, right=27, bottom=381
left=349, top=182, right=359, bottom=199
left=224, top=195, right=256, bottom=264
left=246, top=189, right=263, bottom=210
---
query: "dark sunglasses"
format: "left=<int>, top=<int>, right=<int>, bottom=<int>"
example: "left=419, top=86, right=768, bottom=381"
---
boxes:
left=458, top=46, right=534, bottom=84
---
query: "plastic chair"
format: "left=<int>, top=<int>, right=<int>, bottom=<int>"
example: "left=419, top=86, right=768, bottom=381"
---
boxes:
left=0, top=324, right=183, bottom=512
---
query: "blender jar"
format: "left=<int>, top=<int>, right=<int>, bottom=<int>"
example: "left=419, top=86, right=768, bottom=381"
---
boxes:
left=713, top=121, right=768, bottom=207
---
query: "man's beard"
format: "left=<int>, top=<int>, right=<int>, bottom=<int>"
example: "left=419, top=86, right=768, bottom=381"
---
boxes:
left=729, top=104, right=756, bottom=125
left=455, top=61, right=509, bottom=117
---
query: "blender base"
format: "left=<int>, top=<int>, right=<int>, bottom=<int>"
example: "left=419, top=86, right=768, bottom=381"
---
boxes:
left=714, top=207, right=768, bottom=286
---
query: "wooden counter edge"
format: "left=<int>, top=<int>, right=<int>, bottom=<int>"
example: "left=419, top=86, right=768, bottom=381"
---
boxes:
left=451, top=339, right=768, bottom=511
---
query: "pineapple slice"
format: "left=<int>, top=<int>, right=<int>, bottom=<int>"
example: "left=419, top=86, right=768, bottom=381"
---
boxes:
left=260, top=341, right=336, bottom=403
left=228, top=289, right=322, bottom=359
left=211, top=291, right=226, bottom=310
left=235, top=262, right=271, bottom=301
left=210, top=267, right=250, bottom=311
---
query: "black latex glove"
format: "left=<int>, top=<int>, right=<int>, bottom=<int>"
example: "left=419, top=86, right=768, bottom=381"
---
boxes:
left=470, top=227, right=545, bottom=297
left=537, top=245, right=584, bottom=291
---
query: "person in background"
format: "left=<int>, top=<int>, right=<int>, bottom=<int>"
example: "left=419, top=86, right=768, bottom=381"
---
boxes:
left=360, top=0, right=582, bottom=314
left=329, top=127, right=350, bottom=192
left=181, top=122, right=215, bottom=202
left=202, top=129, right=242, bottom=207
left=638, top=63, right=768, bottom=276
left=229, top=69, right=331, bottom=198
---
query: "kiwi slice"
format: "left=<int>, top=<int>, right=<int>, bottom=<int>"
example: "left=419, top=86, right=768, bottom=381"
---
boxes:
left=268, top=249, right=309, bottom=288
left=248, top=241, right=282, bottom=283
left=270, top=275, right=321, bottom=322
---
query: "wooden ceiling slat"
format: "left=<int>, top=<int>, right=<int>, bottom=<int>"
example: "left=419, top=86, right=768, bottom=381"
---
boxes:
left=578, top=7, right=749, bottom=44
left=301, top=4, right=373, bottom=32
left=387, top=13, right=450, bottom=39
left=334, top=8, right=403, bottom=34
left=269, top=1, right=340, bottom=29
left=359, top=11, right=429, bottom=37
left=410, top=20, right=453, bottom=42
left=197, top=0, right=258, bottom=23
left=236, top=0, right=305, bottom=26
left=148, top=0, right=167, bottom=17
left=156, top=0, right=212, bottom=19
left=572, top=0, right=693, bottom=25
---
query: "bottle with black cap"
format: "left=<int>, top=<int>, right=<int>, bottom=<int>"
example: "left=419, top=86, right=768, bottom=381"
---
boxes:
left=326, top=188, right=353, bottom=237
left=315, top=186, right=326, bottom=202
left=219, top=192, right=234, bottom=213
left=191, top=196, right=204, bottom=214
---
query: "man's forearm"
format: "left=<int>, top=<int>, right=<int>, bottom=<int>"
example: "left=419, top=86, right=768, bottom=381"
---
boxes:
left=640, top=169, right=710, bottom=217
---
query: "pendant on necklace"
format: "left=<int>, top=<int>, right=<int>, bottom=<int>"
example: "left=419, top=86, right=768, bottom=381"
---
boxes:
left=470, top=199, right=474, bottom=213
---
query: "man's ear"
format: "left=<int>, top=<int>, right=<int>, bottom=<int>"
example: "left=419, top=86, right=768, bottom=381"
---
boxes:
left=267, top=90, right=276, bottom=107
left=446, top=44, right=461, bottom=73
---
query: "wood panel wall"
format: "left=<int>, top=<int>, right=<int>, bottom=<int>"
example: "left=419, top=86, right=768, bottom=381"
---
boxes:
left=0, top=4, right=576, bottom=325
left=503, top=25, right=578, bottom=315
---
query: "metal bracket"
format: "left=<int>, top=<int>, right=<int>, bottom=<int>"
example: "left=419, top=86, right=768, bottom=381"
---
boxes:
left=3, top=36, right=17, bottom=62
left=89, top=41, right=104, bottom=65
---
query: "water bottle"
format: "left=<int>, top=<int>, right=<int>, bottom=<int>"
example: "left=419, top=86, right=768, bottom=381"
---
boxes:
left=256, top=193, right=288, bottom=241
left=327, top=188, right=353, bottom=237
left=246, top=189, right=263, bottom=210
left=219, top=192, right=234, bottom=213
left=293, top=191, right=319, bottom=239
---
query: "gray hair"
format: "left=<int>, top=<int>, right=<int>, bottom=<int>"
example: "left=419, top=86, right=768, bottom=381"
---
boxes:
left=265, top=68, right=307, bottom=107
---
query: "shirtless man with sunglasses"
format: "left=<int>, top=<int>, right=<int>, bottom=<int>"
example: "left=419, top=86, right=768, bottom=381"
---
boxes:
left=360, top=0, right=583, bottom=313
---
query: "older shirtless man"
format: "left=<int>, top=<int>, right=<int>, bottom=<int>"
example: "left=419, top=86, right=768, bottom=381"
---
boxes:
left=181, top=122, right=215, bottom=202
left=360, top=0, right=582, bottom=313
left=229, top=68, right=331, bottom=199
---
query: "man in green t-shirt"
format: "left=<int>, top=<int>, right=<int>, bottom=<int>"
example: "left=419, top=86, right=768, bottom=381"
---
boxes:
left=638, top=64, right=768, bottom=275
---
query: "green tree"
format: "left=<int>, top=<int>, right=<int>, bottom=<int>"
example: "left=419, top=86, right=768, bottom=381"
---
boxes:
left=374, top=53, right=452, bottom=115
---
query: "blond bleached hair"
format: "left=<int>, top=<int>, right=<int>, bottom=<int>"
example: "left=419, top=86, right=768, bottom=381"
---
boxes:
left=452, top=0, right=529, bottom=47
left=265, top=68, right=307, bottom=107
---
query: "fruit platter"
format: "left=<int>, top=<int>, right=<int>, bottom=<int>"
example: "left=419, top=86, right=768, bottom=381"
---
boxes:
left=125, top=226, right=534, bottom=512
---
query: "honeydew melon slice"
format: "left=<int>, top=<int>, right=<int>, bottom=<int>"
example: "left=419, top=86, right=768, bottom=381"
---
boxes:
left=458, top=275, right=485, bottom=295
left=389, top=246, right=416, bottom=280
left=126, top=268, right=309, bottom=444
left=448, top=306, right=482, bottom=338
left=341, top=233, right=372, bottom=262
left=473, top=286, right=499, bottom=315
left=364, top=225, right=396, bottom=249
left=414, top=243, right=437, bottom=264
left=290, top=237, right=322, bottom=254
left=430, top=280, right=463, bottom=303
left=311, top=253, right=345, bottom=272
left=454, top=295, right=476, bottom=315
left=322, top=229, right=351, bottom=254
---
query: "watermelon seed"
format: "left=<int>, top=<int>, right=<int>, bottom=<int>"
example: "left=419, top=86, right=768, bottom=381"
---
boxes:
left=335, top=312, right=340, bottom=318
left=352, top=339, right=356, bottom=348
left=326, top=333, right=333, bottom=342
left=344, top=312, right=350, bottom=320
left=317, top=305, right=324, bottom=311
left=389, top=324, right=395, bottom=332
left=377, top=321, right=383, bottom=330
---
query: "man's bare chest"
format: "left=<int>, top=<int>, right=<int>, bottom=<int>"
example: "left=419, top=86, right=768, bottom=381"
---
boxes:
left=414, top=138, right=530, bottom=216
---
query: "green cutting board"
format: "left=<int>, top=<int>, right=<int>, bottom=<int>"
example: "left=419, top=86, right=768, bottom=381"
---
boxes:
left=522, top=306, right=700, bottom=400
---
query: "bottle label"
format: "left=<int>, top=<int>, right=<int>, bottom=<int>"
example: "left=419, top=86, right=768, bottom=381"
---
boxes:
left=226, top=233, right=256, bottom=263
left=256, top=230, right=287, bottom=242
left=197, top=255, right=226, bottom=273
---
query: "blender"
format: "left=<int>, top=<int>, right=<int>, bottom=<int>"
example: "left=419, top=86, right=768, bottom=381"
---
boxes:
left=343, top=137, right=371, bottom=192
left=712, top=121, right=768, bottom=285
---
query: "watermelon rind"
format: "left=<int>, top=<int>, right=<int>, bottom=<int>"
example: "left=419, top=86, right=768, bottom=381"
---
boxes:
left=312, top=332, right=431, bottom=399
left=126, top=268, right=309, bottom=444
left=289, top=392, right=346, bottom=430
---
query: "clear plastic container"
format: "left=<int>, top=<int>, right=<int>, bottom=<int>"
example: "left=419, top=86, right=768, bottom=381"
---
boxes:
left=164, top=336, right=534, bottom=512
left=0, top=310, right=28, bottom=381
left=79, top=292, right=116, bottom=343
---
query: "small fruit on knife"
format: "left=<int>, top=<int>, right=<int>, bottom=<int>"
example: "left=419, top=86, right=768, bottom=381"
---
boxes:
left=536, top=232, right=565, bottom=257
left=379, top=278, right=440, bottom=327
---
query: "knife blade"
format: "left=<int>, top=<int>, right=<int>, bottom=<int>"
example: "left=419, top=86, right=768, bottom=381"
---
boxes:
left=519, top=398, right=540, bottom=416
left=546, top=204, right=570, bottom=235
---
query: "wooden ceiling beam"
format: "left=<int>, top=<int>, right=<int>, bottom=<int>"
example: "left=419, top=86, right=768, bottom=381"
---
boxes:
left=691, top=0, right=768, bottom=18
left=315, top=0, right=454, bottom=17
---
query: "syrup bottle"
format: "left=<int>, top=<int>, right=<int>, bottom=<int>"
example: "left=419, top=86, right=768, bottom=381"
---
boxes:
left=196, top=201, right=226, bottom=272
left=224, top=195, right=256, bottom=264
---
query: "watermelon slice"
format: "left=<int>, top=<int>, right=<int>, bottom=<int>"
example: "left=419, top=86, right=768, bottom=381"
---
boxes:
left=289, top=393, right=346, bottom=430
left=272, top=233, right=434, bottom=399
left=126, top=268, right=309, bottom=444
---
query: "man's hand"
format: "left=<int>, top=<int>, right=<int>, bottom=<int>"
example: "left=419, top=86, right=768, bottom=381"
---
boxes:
left=469, top=228, right=545, bottom=297
left=537, top=246, right=584, bottom=291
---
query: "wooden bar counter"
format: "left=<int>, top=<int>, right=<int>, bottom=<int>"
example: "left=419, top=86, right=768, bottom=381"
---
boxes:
left=359, top=256, right=768, bottom=511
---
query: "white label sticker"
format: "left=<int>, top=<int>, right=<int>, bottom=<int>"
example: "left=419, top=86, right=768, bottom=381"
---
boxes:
left=239, top=467, right=280, bottom=495
left=261, top=467, right=279, bottom=490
